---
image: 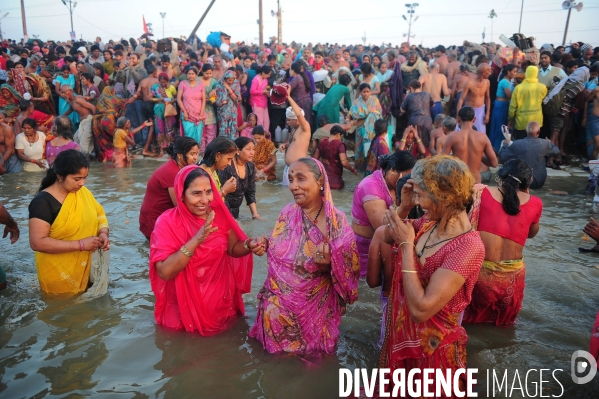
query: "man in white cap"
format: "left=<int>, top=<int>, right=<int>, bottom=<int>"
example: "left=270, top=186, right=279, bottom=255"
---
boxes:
left=280, top=91, right=311, bottom=186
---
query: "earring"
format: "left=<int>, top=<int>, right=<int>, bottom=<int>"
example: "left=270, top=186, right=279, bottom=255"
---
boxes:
left=320, top=187, right=324, bottom=191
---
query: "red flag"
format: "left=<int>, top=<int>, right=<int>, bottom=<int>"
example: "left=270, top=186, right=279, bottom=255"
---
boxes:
left=143, top=15, right=149, bottom=34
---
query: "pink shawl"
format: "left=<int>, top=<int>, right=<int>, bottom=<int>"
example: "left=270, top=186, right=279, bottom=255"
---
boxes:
left=351, top=169, right=393, bottom=227
left=149, top=165, right=253, bottom=335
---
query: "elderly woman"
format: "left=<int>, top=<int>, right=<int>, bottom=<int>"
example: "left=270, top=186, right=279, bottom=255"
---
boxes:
left=349, top=83, right=383, bottom=172
left=0, top=84, right=23, bottom=118
left=177, top=66, right=206, bottom=144
left=249, top=158, right=359, bottom=354
left=150, top=166, right=266, bottom=335
left=216, top=70, right=241, bottom=140
left=55, top=65, right=79, bottom=127
left=313, top=124, right=357, bottom=189
left=351, top=151, right=416, bottom=277
left=15, top=118, right=47, bottom=172
left=28, top=150, right=110, bottom=294
left=139, top=137, right=200, bottom=239
left=464, top=159, right=542, bottom=325
left=380, top=156, right=484, bottom=394
left=45, top=116, right=81, bottom=167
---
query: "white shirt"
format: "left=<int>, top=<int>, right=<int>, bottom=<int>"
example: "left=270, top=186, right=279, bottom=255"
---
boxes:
left=15, top=131, right=47, bottom=172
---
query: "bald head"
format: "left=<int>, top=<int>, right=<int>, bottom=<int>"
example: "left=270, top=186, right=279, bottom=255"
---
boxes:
left=526, top=121, right=540, bottom=137
left=431, top=63, right=440, bottom=72
left=477, top=63, right=492, bottom=79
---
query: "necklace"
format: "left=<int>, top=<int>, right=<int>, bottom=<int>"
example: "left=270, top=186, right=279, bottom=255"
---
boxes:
left=303, top=202, right=324, bottom=224
left=417, top=224, right=473, bottom=258
left=26, top=133, right=37, bottom=148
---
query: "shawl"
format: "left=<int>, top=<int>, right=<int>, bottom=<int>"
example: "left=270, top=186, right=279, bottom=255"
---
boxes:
left=10, top=69, right=28, bottom=96
left=0, top=84, right=24, bottom=117
left=544, top=66, right=589, bottom=104
left=332, top=66, right=356, bottom=86
left=27, top=73, right=56, bottom=115
left=350, top=95, right=382, bottom=141
left=376, top=70, right=394, bottom=84
left=149, top=165, right=253, bottom=335
left=390, top=60, right=404, bottom=118
left=400, top=58, right=428, bottom=76
left=34, top=186, right=109, bottom=294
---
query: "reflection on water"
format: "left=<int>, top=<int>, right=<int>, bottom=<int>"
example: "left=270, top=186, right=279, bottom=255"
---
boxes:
left=1, top=160, right=598, bottom=398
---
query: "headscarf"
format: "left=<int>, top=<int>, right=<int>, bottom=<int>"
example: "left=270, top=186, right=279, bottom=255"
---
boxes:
left=223, top=69, right=236, bottom=80
left=523, top=65, right=539, bottom=84
left=77, top=46, right=87, bottom=58
left=149, top=165, right=253, bottom=335
left=286, top=106, right=305, bottom=119
left=0, top=83, right=24, bottom=117
left=9, top=68, right=28, bottom=96
left=544, top=66, right=590, bottom=104
left=332, top=66, right=356, bottom=86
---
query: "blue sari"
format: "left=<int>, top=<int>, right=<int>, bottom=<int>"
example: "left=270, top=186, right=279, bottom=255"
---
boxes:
left=56, top=74, right=80, bottom=126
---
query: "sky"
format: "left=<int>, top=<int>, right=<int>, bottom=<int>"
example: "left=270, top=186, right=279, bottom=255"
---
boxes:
left=0, top=0, right=597, bottom=48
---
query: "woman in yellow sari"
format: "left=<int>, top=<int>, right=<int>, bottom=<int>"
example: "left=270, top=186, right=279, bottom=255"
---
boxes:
left=28, top=149, right=110, bottom=295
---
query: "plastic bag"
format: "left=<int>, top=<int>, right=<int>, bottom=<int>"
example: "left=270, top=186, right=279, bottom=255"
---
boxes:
left=79, top=249, right=110, bottom=300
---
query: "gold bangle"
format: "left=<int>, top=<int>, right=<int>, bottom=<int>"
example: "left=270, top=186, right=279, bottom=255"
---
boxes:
left=243, top=239, right=251, bottom=251
left=400, top=139, right=406, bottom=142
left=402, top=270, right=419, bottom=274
left=416, top=139, right=422, bottom=144
left=180, top=245, right=193, bottom=257
left=399, top=241, right=415, bottom=249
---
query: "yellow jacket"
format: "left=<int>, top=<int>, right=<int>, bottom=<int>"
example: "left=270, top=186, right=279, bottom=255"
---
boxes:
left=508, top=66, right=548, bottom=130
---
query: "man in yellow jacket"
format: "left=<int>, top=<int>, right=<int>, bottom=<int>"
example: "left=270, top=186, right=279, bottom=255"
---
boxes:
left=508, top=66, right=547, bottom=140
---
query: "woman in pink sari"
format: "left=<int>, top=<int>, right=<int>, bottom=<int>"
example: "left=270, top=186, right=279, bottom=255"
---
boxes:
left=149, top=166, right=266, bottom=335
left=249, top=158, right=360, bottom=355
left=351, top=151, right=416, bottom=278
left=177, top=66, right=205, bottom=144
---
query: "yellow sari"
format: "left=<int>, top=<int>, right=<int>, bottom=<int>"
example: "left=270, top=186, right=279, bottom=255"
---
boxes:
left=35, top=187, right=109, bottom=294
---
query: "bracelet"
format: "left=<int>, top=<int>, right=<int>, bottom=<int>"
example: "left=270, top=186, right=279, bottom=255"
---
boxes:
left=402, top=270, right=419, bottom=274
left=243, top=239, right=251, bottom=251
left=400, top=139, right=406, bottom=142
left=79, top=240, right=84, bottom=251
left=416, top=139, right=423, bottom=144
left=399, top=241, right=415, bottom=249
left=180, top=245, right=193, bottom=257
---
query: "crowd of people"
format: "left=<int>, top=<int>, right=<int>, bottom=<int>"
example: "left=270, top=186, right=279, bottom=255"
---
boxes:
left=1, top=31, right=599, bottom=394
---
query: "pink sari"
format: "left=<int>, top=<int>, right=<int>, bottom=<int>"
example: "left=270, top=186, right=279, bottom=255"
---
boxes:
left=351, top=169, right=394, bottom=277
left=149, top=165, right=253, bottom=335
left=249, top=159, right=360, bottom=355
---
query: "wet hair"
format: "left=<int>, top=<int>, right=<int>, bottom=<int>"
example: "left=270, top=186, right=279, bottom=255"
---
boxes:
left=116, top=116, right=128, bottom=128
left=201, top=63, right=213, bottom=75
left=360, top=62, right=373, bottom=75
left=498, top=64, right=518, bottom=81
left=396, top=174, right=425, bottom=219
left=442, top=116, right=457, bottom=131
left=251, top=125, right=265, bottom=136
left=296, top=157, right=322, bottom=181
left=81, top=72, right=94, bottom=83
left=39, top=149, right=90, bottom=192
left=458, top=106, right=475, bottom=122
left=201, top=136, right=237, bottom=167
left=183, top=168, right=211, bottom=194
left=22, top=118, right=37, bottom=129
left=186, top=66, right=199, bottom=75
left=291, top=61, right=311, bottom=93
left=19, top=99, right=31, bottom=111
left=408, top=80, right=421, bottom=89
left=496, top=159, right=533, bottom=216
left=317, top=115, right=330, bottom=127
left=54, top=116, right=75, bottom=140
left=60, top=64, right=70, bottom=72
left=234, top=136, right=254, bottom=151
left=146, top=64, right=157, bottom=75
left=374, top=119, right=388, bottom=136
left=339, top=73, right=352, bottom=86
left=411, top=155, right=474, bottom=219
left=330, top=125, right=344, bottom=136
left=166, top=136, right=199, bottom=160
left=161, top=54, right=170, bottom=63
left=380, top=151, right=416, bottom=174
left=358, top=83, right=371, bottom=92
left=434, top=113, right=446, bottom=124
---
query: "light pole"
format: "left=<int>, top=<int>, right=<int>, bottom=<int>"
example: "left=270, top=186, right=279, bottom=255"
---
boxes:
left=160, top=12, right=166, bottom=38
left=402, top=3, right=419, bottom=45
left=488, top=9, right=497, bottom=42
left=270, top=0, right=282, bottom=45
left=518, top=0, right=524, bottom=32
left=561, top=0, right=584, bottom=45
left=147, top=22, right=153, bottom=34
left=258, top=0, right=263, bottom=47
left=0, top=12, right=9, bottom=41
left=20, top=0, right=28, bottom=37
left=61, top=0, right=77, bottom=33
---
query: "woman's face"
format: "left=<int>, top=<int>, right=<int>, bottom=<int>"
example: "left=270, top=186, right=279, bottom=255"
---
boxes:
left=225, top=77, right=235, bottom=85
left=187, top=70, right=197, bottom=81
left=243, top=58, right=252, bottom=69
left=350, top=56, right=357, bottom=64
left=60, top=167, right=89, bottom=193
left=379, top=63, right=388, bottom=74
left=160, top=77, right=168, bottom=88
left=183, top=175, right=213, bottom=218
left=1, top=89, right=10, bottom=99
left=15, top=64, right=24, bottom=74
left=373, top=57, right=381, bottom=67
left=94, top=67, right=101, bottom=76
left=202, top=69, right=213, bottom=80
left=253, top=134, right=264, bottom=144
left=261, top=71, right=271, bottom=79
left=183, top=145, right=200, bottom=166
left=412, top=183, right=439, bottom=220
left=104, top=52, right=112, bottom=60
left=248, top=115, right=257, bottom=127
left=238, top=142, right=255, bottom=163
left=507, top=68, right=517, bottom=79
left=39, top=60, right=47, bottom=69
left=215, top=151, right=235, bottom=170
left=363, top=56, right=371, bottom=64
left=62, top=69, right=70, bottom=78
left=289, top=69, right=296, bottom=77
left=361, top=87, right=371, bottom=101
left=23, top=124, right=36, bottom=137
left=288, top=161, right=322, bottom=208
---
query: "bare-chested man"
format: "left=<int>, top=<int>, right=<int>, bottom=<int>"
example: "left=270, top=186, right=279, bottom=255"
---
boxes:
left=434, top=45, right=449, bottom=75
left=0, top=111, right=22, bottom=174
left=445, top=52, right=462, bottom=89
left=329, top=49, right=350, bottom=73
left=211, top=54, right=225, bottom=81
left=441, top=107, right=497, bottom=183
left=280, top=90, right=311, bottom=186
left=419, top=63, right=450, bottom=120
left=583, top=85, right=599, bottom=159
left=456, top=64, right=491, bottom=133
left=432, top=116, right=456, bottom=155
left=13, top=100, right=53, bottom=136
left=61, top=84, right=96, bottom=155
left=428, top=113, right=446, bottom=155
left=133, top=64, right=160, bottom=156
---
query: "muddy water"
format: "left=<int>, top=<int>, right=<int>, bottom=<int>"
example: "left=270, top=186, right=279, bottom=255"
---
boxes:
left=0, top=160, right=598, bottom=398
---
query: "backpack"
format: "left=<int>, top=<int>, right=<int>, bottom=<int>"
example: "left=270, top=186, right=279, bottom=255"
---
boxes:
left=542, top=82, right=579, bottom=118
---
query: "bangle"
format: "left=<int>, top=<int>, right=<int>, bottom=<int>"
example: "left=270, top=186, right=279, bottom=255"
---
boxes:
left=399, top=241, right=415, bottom=249
left=416, top=139, right=423, bottom=144
left=400, top=139, right=406, bottom=142
left=402, top=270, right=419, bottom=274
left=180, top=245, right=193, bottom=257
left=79, top=240, right=84, bottom=251
left=243, top=239, right=251, bottom=251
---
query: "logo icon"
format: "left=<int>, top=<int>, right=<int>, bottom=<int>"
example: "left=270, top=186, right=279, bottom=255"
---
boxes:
left=571, top=350, right=597, bottom=384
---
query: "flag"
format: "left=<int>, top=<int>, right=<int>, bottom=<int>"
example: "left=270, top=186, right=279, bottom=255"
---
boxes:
left=143, top=15, right=149, bottom=34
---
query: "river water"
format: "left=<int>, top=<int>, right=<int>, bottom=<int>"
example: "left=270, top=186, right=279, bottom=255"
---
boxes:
left=1, top=159, right=598, bottom=398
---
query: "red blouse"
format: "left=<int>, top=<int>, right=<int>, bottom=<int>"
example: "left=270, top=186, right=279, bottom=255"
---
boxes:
left=477, top=187, right=542, bottom=246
